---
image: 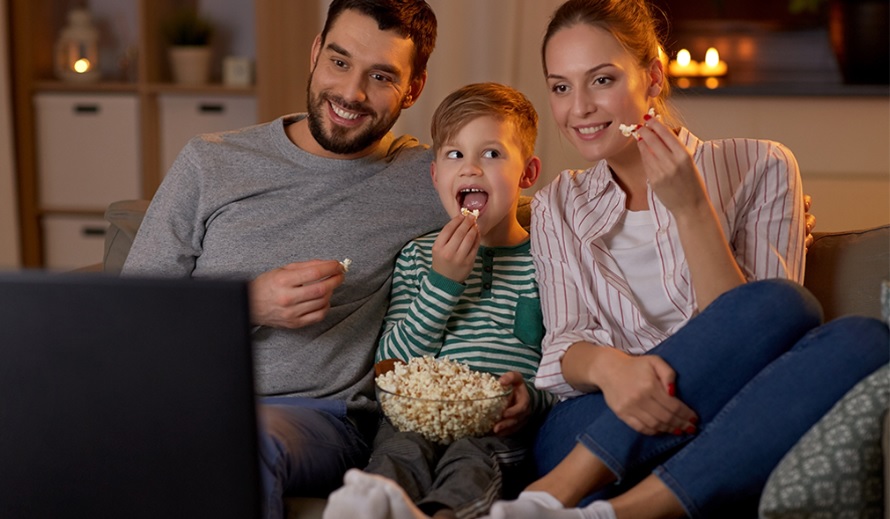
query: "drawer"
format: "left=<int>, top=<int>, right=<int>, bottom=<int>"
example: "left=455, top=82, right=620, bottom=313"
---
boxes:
left=34, top=93, right=141, bottom=209
left=42, top=215, right=108, bottom=271
left=159, top=94, right=257, bottom=177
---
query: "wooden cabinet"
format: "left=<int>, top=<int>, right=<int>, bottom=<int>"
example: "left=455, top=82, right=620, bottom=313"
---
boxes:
left=9, top=0, right=320, bottom=267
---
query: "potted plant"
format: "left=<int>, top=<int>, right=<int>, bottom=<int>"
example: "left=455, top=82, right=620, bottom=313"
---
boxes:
left=162, top=8, right=215, bottom=84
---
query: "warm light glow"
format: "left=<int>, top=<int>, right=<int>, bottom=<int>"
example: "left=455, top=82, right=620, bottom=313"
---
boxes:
left=73, top=58, right=91, bottom=73
left=705, top=48, right=720, bottom=68
left=705, top=77, right=720, bottom=89
left=677, top=49, right=692, bottom=67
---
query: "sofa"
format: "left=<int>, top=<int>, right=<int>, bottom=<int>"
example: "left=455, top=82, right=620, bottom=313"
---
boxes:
left=97, top=198, right=889, bottom=518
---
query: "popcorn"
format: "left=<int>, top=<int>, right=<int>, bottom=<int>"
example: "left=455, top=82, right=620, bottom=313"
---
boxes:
left=460, top=207, right=480, bottom=219
left=619, top=108, right=657, bottom=138
left=376, top=356, right=510, bottom=444
left=339, top=258, right=352, bottom=272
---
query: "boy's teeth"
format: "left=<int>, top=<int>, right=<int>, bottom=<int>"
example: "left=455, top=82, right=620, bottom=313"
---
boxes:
left=331, top=103, right=360, bottom=120
left=578, top=123, right=608, bottom=135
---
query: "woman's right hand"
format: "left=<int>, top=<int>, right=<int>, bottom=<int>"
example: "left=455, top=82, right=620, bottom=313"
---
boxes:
left=594, top=348, right=698, bottom=436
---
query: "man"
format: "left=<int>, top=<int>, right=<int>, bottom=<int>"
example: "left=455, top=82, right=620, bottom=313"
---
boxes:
left=122, top=1, right=445, bottom=517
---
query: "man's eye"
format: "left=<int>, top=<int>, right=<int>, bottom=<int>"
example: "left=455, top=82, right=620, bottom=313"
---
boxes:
left=446, top=150, right=462, bottom=159
left=370, top=73, right=393, bottom=82
left=333, top=59, right=348, bottom=69
left=482, top=150, right=501, bottom=159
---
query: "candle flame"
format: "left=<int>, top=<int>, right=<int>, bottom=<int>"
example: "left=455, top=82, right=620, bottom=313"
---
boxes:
left=705, top=48, right=720, bottom=68
left=677, top=49, right=691, bottom=67
left=73, top=58, right=91, bottom=73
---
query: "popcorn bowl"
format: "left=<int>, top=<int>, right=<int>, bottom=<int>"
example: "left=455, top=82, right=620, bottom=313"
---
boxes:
left=374, top=356, right=512, bottom=444
left=375, top=383, right=511, bottom=445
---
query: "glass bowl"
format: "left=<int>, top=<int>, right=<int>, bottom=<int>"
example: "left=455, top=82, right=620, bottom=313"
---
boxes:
left=375, top=383, right=511, bottom=444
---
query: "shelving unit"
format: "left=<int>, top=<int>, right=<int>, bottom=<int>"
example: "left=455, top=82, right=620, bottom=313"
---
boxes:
left=9, top=0, right=319, bottom=268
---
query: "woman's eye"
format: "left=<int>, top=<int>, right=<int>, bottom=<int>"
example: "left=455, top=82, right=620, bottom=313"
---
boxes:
left=593, top=76, right=612, bottom=86
left=446, top=150, right=462, bottom=159
left=550, top=84, right=568, bottom=94
left=482, top=149, right=500, bottom=159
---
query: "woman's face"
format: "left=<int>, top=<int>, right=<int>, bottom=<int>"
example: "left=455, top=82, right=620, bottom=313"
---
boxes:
left=544, top=23, right=657, bottom=164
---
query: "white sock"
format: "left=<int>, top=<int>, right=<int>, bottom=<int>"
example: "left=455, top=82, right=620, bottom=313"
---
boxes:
left=322, top=469, right=391, bottom=519
left=486, top=491, right=617, bottom=519
left=326, top=469, right=433, bottom=519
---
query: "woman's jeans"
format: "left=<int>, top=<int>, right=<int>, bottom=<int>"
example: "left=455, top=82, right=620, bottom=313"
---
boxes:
left=534, top=279, right=889, bottom=519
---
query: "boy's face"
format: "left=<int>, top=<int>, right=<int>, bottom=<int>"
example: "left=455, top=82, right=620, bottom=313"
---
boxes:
left=431, top=115, right=538, bottom=244
left=306, top=9, right=424, bottom=159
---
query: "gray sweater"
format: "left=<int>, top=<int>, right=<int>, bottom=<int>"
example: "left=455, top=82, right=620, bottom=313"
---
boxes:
left=123, top=114, right=448, bottom=417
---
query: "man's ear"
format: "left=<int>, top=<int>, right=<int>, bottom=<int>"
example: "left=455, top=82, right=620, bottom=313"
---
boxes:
left=519, top=156, right=542, bottom=190
left=310, top=34, right=323, bottom=70
left=402, top=70, right=427, bottom=109
left=647, top=57, right=665, bottom=98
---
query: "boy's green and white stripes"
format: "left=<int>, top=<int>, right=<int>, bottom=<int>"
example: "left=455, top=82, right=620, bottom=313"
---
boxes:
left=377, top=231, right=554, bottom=415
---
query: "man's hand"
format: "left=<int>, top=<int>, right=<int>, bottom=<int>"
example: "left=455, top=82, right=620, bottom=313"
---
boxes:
left=804, top=194, right=816, bottom=251
left=493, top=371, right=532, bottom=437
left=249, top=259, right=345, bottom=329
left=430, top=213, right=480, bottom=283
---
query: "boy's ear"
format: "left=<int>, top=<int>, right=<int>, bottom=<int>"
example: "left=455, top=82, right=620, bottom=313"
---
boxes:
left=310, top=34, right=323, bottom=70
left=519, top=156, right=542, bottom=190
left=430, top=161, right=438, bottom=187
left=402, top=70, right=427, bottom=109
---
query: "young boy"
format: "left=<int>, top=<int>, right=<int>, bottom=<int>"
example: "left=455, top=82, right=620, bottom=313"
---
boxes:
left=322, top=83, right=554, bottom=519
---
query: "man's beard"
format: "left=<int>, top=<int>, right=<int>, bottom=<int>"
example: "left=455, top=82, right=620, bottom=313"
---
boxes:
left=306, top=78, right=402, bottom=155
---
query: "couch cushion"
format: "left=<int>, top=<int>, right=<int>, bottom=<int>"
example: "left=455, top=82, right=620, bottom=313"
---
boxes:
left=804, top=225, right=890, bottom=321
left=759, top=364, right=889, bottom=518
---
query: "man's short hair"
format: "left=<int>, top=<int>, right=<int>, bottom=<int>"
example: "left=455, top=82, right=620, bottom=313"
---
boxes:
left=321, top=0, right=437, bottom=83
left=431, top=82, right=539, bottom=159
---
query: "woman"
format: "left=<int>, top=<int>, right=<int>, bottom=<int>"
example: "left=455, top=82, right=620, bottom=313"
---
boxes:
left=487, top=1, right=889, bottom=518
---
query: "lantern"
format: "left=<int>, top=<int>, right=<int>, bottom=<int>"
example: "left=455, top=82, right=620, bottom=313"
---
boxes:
left=55, top=9, right=101, bottom=83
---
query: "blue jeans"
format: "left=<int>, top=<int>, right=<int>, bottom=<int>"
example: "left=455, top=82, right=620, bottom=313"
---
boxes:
left=534, top=279, right=889, bottom=519
left=257, top=397, right=370, bottom=519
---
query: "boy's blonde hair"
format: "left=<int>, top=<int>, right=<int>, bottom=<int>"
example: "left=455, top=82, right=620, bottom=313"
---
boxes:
left=430, top=82, right=538, bottom=159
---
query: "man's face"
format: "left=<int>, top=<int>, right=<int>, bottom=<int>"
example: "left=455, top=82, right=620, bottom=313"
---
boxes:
left=306, top=9, right=419, bottom=158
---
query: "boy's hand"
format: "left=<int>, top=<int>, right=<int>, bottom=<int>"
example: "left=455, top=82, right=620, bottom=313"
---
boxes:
left=431, top=213, right=481, bottom=283
left=493, top=371, right=532, bottom=437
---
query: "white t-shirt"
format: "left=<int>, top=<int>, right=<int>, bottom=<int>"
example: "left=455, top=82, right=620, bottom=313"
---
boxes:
left=601, top=210, right=683, bottom=333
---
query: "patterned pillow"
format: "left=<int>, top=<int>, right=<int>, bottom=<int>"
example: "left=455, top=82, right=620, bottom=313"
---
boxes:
left=759, top=363, right=889, bottom=519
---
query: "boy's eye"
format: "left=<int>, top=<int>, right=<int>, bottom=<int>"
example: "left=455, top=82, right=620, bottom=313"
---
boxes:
left=446, top=150, right=463, bottom=159
left=482, top=149, right=500, bottom=159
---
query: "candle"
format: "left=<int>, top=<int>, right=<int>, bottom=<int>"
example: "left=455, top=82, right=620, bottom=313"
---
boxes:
left=73, top=58, right=92, bottom=74
left=700, top=47, right=728, bottom=77
left=668, top=49, right=700, bottom=77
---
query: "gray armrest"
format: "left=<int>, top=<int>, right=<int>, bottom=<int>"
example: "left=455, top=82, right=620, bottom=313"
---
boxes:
left=103, top=199, right=150, bottom=275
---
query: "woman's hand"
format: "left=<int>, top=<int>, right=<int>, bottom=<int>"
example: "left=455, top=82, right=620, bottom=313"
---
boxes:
left=431, top=213, right=481, bottom=283
left=493, top=371, right=532, bottom=437
left=634, top=116, right=709, bottom=217
left=595, top=348, right=698, bottom=436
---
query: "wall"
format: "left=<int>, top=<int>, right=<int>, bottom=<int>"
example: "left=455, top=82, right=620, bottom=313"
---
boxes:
left=0, top=0, right=21, bottom=269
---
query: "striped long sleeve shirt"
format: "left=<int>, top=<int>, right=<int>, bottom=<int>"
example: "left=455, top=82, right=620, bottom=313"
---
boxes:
left=377, top=233, right=556, bottom=416
left=531, top=129, right=805, bottom=398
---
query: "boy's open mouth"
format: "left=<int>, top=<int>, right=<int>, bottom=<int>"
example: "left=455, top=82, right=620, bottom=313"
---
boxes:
left=459, top=188, right=488, bottom=212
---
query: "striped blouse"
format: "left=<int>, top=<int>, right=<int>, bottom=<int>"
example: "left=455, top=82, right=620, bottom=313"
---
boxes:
left=377, top=232, right=555, bottom=415
left=531, top=128, right=805, bottom=398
